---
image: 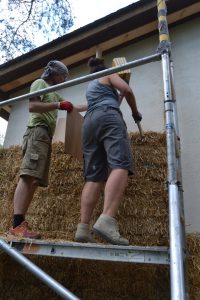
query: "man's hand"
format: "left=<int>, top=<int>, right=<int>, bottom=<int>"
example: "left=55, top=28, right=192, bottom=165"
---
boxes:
left=132, top=111, right=142, bottom=123
left=58, top=101, right=73, bottom=112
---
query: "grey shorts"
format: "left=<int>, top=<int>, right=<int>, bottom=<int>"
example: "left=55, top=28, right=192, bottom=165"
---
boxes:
left=20, top=126, right=52, bottom=187
left=82, top=107, right=134, bottom=181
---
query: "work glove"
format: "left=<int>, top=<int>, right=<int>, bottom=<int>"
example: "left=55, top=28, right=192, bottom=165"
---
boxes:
left=58, top=101, right=73, bottom=112
left=132, top=111, right=142, bottom=123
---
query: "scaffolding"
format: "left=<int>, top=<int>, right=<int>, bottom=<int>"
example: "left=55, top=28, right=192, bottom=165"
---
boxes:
left=0, top=1, right=188, bottom=299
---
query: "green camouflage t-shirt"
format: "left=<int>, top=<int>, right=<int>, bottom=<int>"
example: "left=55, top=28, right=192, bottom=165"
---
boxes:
left=28, top=79, right=64, bottom=136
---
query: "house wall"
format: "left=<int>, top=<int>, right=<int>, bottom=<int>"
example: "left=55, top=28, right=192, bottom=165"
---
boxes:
left=3, top=16, right=200, bottom=232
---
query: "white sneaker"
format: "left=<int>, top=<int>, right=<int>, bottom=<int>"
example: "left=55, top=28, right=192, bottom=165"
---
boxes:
left=75, top=223, right=95, bottom=243
left=93, top=214, right=129, bottom=245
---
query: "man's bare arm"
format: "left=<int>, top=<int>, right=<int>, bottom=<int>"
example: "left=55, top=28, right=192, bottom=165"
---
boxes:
left=74, top=102, right=88, bottom=112
left=29, top=97, right=58, bottom=113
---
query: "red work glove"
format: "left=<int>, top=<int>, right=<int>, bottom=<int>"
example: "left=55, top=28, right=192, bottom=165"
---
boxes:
left=58, top=101, right=73, bottom=112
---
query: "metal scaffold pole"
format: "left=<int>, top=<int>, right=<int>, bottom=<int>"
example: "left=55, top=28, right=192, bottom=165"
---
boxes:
left=170, top=59, right=189, bottom=300
left=0, top=53, right=160, bottom=108
left=157, top=0, right=187, bottom=299
left=162, top=51, right=186, bottom=300
left=0, top=239, right=80, bottom=300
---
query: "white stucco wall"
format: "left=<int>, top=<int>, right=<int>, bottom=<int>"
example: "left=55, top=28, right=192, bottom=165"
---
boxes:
left=3, top=16, right=200, bottom=232
left=4, top=100, right=29, bottom=147
left=171, top=17, right=200, bottom=233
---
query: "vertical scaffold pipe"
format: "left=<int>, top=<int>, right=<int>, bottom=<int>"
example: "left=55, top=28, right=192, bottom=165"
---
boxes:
left=170, top=61, right=189, bottom=299
left=157, top=1, right=187, bottom=299
left=161, top=52, right=186, bottom=300
left=0, top=239, right=80, bottom=300
left=157, top=0, right=171, bottom=54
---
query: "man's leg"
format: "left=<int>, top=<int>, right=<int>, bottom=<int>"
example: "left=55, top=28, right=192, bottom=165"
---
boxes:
left=80, top=181, right=103, bottom=224
left=75, top=181, right=103, bottom=242
left=103, top=169, right=128, bottom=217
left=9, top=175, right=41, bottom=239
left=13, top=175, right=39, bottom=217
left=93, top=169, right=129, bottom=245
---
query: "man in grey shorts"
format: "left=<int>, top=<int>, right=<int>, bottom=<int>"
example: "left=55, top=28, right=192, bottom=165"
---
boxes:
left=83, top=107, right=133, bottom=181
left=75, top=57, right=142, bottom=246
left=9, top=60, right=73, bottom=239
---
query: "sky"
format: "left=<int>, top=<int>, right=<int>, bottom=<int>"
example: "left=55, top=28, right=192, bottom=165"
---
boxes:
left=69, top=0, right=139, bottom=31
left=0, top=0, right=140, bottom=141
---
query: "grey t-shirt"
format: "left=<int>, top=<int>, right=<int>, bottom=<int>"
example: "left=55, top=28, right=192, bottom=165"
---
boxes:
left=85, top=79, right=119, bottom=115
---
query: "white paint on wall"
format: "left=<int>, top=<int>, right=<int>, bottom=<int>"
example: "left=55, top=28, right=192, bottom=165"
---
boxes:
left=170, top=17, right=200, bottom=233
left=4, top=100, right=29, bottom=148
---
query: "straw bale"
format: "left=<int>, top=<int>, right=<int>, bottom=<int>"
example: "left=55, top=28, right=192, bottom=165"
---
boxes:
left=0, top=131, right=169, bottom=246
left=187, top=233, right=200, bottom=255
left=0, top=131, right=199, bottom=300
left=0, top=146, right=21, bottom=231
left=186, top=233, right=200, bottom=298
left=0, top=254, right=170, bottom=300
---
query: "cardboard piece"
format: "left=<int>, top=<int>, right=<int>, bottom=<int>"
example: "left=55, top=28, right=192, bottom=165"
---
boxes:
left=53, top=118, right=66, bottom=143
left=64, top=108, right=84, bottom=161
left=112, top=57, right=131, bottom=83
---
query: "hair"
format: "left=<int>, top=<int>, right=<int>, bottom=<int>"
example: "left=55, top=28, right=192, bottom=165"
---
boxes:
left=88, top=57, right=107, bottom=73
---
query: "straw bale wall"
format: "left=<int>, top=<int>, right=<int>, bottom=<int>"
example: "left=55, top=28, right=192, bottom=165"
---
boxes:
left=0, top=132, right=199, bottom=299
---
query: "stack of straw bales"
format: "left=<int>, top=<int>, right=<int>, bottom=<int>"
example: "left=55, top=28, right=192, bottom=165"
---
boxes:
left=187, top=233, right=200, bottom=299
left=0, top=132, right=199, bottom=299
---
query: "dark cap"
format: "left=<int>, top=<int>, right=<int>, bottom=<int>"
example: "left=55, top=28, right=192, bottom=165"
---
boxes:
left=41, top=60, right=69, bottom=80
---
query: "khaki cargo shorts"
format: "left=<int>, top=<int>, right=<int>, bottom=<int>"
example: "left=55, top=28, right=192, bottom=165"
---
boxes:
left=20, top=126, right=52, bottom=187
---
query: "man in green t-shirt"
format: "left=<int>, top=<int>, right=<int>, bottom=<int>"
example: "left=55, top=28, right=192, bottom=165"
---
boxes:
left=9, top=60, right=73, bottom=239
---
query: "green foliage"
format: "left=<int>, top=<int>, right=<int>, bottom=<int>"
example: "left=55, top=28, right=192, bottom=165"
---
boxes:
left=0, top=0, right=74, bottom=63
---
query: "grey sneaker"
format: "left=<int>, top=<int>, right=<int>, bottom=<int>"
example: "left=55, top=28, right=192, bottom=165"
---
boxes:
left=75, top=223, right=95, bottom=243
left=93, top=214, right=129, bottom=246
